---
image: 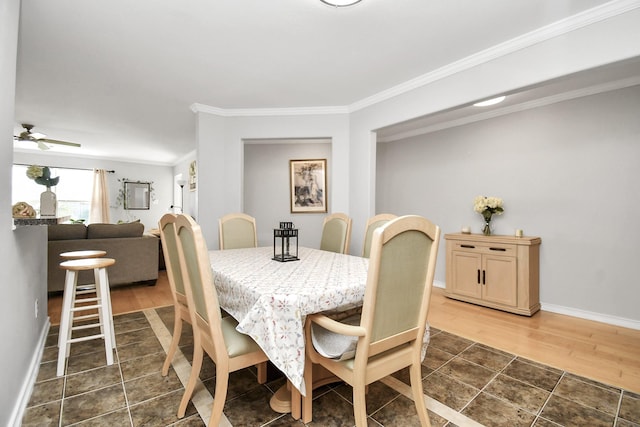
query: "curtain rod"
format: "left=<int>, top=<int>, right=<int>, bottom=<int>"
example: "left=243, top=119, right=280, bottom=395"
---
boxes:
left=14, top=163, right=115, bottom=173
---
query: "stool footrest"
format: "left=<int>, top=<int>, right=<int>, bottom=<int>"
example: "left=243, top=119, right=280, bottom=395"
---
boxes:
left=71, top=303, right=101, bottom=311
left=69, top=334, right=105, bottom=343
left=76, top=288, right=97, bottom=295
left=74, top=314, right=99, bottom=322
left=72, top=322, right=101, bottom=331
left=72, top=296, right=99, bottom=303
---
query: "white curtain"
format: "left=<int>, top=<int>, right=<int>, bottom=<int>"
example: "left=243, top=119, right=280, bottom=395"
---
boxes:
left=90, top=169, right=111, bottom=223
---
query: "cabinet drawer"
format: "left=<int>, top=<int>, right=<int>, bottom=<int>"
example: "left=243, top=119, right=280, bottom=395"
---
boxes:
left=450, top=241, right=516, bottom=256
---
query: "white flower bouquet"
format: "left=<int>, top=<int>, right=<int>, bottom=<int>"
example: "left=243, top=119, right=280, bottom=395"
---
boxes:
left=473, top=196, right=504, bottom=235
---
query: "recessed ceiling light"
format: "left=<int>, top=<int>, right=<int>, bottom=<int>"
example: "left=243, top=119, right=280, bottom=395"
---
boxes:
left=320, top=0, right=362, bottom=7
left=473, top=96, right=506, bottom=107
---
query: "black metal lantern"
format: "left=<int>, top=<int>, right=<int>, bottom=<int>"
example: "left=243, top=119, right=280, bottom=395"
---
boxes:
left=273, top=222, right=299, bottom=262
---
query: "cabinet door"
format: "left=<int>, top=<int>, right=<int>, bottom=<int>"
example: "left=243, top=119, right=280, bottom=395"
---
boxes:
left=450, top=251, right=482, bottom=299
left=482, top=254, right=517, bottom=307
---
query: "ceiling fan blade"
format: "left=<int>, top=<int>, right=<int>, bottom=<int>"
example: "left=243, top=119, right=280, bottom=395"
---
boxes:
left=37, top=140, right=51, bottom=150
left=40, top=138, right=81, bottom=148
left=30, top=132, right=47, bottom=139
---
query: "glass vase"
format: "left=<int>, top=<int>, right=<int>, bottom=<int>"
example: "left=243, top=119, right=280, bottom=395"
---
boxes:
left=481, top=212, right=493, bottom=236
left=482, top=219, right=492, bottom=236
left=40, top=187, right=57, bottom=217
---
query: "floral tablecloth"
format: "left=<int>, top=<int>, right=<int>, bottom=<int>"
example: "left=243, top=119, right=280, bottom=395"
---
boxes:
left=209, top=246, right=369, bottom=394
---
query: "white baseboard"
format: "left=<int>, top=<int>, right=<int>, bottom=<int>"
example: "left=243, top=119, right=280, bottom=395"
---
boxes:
left=541, top=302, right=640, bottom=331
left=434, top=280, right=640, bottom=331
left=9, top=318, right=50, bottom=427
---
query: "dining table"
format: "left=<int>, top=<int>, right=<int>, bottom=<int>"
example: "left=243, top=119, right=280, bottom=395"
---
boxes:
left=209, top=247, right=369, bottom=418
left=209, top=245, right=369, bottom=414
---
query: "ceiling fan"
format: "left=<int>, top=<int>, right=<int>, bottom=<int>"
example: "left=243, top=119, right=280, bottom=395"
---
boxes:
left=14, top=123, right=81, bottom=151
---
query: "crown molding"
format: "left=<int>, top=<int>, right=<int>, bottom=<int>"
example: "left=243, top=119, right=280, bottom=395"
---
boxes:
left=190, top=0, right=640, bottom=118
left=378, top=75, right=640, bottom=143
left=189, top=103, right=226, bottom=115
left=190, top=102, right=348, bottom=117
left=13, top=147, right=177, bottom=167
left=348, top=0, right=640, bottom=112
left=172, top=149, right=197, bottom=166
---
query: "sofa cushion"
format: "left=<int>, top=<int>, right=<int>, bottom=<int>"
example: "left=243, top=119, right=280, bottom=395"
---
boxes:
left=87, top=222, right=144, bottom=239
left=48, top=224, right=88, bottom=240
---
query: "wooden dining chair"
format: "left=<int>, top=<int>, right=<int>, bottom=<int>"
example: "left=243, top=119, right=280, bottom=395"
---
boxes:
left=303, top=215, right=441, bottom=426
left=361, top=213, right=397, bottom=258
left=319, top=212, right=352, bottom=254
left=174, top=214, right=269, bottom=426
left=158, top=213, right=191, bottom=376
left=218, top=212, right=257, bottom=250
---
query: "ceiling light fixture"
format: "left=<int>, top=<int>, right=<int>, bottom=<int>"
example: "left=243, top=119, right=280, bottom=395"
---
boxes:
left=473, top=96, right=506, bottom=107
left=320, top=0, right=362, bottom=7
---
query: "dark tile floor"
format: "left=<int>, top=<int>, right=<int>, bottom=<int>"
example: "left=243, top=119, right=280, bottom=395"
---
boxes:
left=23, top=306, right=640, bottom=426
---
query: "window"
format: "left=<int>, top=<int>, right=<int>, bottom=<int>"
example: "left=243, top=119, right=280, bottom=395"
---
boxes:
left=12, top=165, right=94, bottom=221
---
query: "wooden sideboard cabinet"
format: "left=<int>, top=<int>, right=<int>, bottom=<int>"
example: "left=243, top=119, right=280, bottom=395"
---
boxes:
left=444, top=233, right=541, bottom=316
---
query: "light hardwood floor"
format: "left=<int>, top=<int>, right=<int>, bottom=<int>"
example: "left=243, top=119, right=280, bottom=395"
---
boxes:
left=47, top=271, right=640, bottom=393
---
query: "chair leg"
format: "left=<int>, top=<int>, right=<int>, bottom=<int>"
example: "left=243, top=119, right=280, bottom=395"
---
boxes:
left=179, top=343, right=203, bottom=418
left=291, top=381, right=302, bottom=421
left=95, top=267, right=114, bottom=366
left=410, top=362, right=432, bottom=427
left=57, top=270, right=77, bottom=377
left=256, top=361, right=267, bottom=384
left=162, top=307, right=183, bottom=376
left=301, top=357, right=313, bottom=423
left=352, top=383, right=368, bottom=427
left=209, top=367, right=229, bottom=427
left=95, top=266, right=116, bottom=344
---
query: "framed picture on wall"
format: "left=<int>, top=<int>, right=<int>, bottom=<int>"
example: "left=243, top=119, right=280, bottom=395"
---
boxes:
left=189, top=160, right=197, bottom=191
left=290, top=159, right=327, bottom=213
left=124, top=181, right=150, bottom=210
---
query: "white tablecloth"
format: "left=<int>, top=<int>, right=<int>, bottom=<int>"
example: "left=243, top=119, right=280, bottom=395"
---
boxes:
left=209, top=246, right=369, bottom=393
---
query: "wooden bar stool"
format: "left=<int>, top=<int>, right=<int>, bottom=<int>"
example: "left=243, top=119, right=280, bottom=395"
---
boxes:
left=59, top=250, right=106, bottom=291
left=60, top=250, right=107, bottom=260
left=57, top=257, right=116, bottom=377
left=58, top=250, right=115, bottom=343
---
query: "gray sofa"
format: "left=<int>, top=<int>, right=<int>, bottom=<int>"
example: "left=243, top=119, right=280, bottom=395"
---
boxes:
left=48, top=222, right=159, bottom=293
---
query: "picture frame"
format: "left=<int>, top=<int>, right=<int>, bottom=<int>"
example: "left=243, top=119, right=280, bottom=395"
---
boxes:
left=290, top=159, right=327, bottom=213
left=189, top=160, right=197, bottom=191
left=124, top=181, right=150, bottom=210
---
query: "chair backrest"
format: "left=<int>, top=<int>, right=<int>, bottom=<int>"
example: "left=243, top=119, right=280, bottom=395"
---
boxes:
left=358, top=215, right=440, bottom=360
left=175, top=214, right=227, bottom=362
left=159, top=213, right=187, bottom=306
left=319, top=212, right=352, bottom=254
left=361, top=213, right=397, bottom=258
left=218, top=213, right=257, bottom=250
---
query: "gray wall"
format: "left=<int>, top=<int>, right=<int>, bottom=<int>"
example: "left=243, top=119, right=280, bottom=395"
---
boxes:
left=376, top=85, right=640, bottom=322
left=1, top=0, right=50, bottom=424
left=244, top=141, right=332, bottom=248
left=195, top=112, right=349, bottom=249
